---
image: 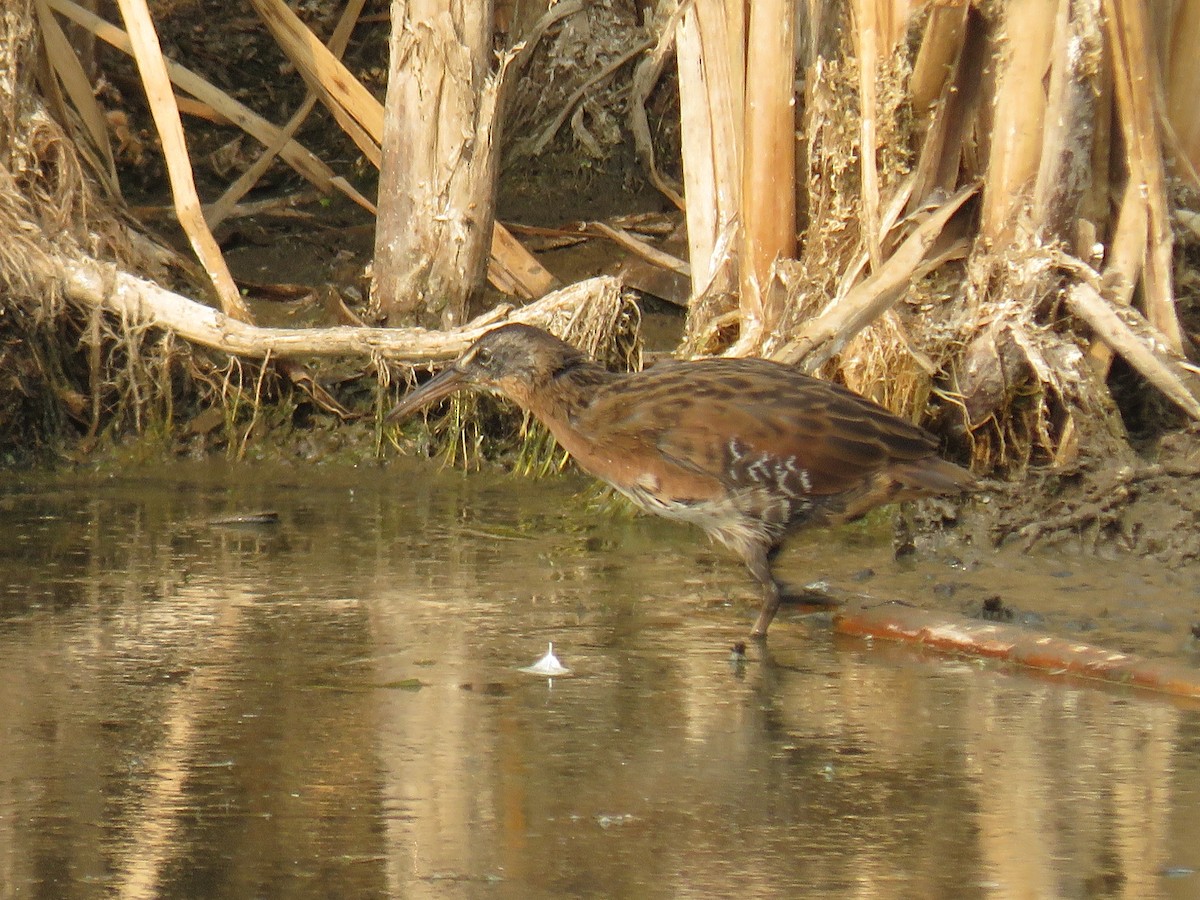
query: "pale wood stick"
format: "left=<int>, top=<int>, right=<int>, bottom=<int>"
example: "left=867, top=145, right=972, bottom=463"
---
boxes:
left=591, top=222, right=690, bottom=277
left=60, top=255, right=622, bottom=364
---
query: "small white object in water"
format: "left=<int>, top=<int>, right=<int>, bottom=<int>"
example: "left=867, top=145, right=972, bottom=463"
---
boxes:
left=519, top=642, right=571, bottom=676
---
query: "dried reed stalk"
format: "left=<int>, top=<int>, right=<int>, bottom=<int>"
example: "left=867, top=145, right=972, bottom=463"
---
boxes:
left=853, top=0, right=882, bottom=272
left=1164, top=1, right=1200, bottom=186
left=907, top=4, right=980, bottom=213
left=489, top=226, right=561, bottom=300
left=207, top=0, right=368, bottom=229
left=909, top=0, right=967, bottom=123
left=48, top=0, right=553, bottom=308
left=114, top=0, right=249, bottom=321
left=47, top=0, right=375, bottom=213
left=978, top=0, right=1055, bottom=245
left=676, top=0, right=743, bottom=300
left=738, top=0, right=796, bottom=346
left=1030, top=0, right=1100, bottom=243
left=774, top=183, right=977, bottom=369
left=1085, top=166, right=1146, bottom=374
left=1104, top=0, right=1183, bottom=353
left=1061, top=273, right=1200, bottom=421
left=33, top=0, right=118, bottom=195
left=246, top=0, right=383, bottom=164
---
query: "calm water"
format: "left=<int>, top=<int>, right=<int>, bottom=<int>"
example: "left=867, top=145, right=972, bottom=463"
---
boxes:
left=1, top=461, right=1198, bottom=899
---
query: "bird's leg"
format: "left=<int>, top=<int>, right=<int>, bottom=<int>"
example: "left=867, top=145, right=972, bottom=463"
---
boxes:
left=750, top=579, right=782, bottom=639
left=742, top=544, right=782, bottom=639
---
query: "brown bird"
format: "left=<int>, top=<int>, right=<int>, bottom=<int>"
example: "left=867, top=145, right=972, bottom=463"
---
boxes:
left=388, top=324, right=975, bottom=638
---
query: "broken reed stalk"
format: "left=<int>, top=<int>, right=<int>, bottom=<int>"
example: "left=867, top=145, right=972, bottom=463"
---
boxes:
left=1056, top=253, right=1200, bottom=421
left=908, top=0, right=967, bottom=123
left=47, top=0, right=555, bottom=307
left=1029, top=0, right=1100, bottom=243
left=206, top=0, right=369, bottom=229
left=246, top=0, right=383, bottom=163
left=675, top=0, right=742, bottom=301
left=1086, top=169, right=1147, bottom=375
left=852, top=0, right=882, bottom=273
left=46, top=0, right=376, bottom=212
left=907, top=3, right=980, bottom=213
left=773, top=183, right=978, bottom=370
left=1164, top=1, right=1200, bottom=184
left=114, top=0, right=250, bottom=322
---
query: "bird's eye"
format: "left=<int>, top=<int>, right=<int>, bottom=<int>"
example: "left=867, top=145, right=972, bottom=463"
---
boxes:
left=476, top=347, right=493, bottom=367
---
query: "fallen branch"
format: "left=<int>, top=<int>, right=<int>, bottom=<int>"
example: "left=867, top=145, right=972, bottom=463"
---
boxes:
left=58, top=255, right=624, bottom=362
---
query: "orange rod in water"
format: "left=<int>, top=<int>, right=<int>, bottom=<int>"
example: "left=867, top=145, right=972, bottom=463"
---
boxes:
left=833, top=602, right=1200, bottom=699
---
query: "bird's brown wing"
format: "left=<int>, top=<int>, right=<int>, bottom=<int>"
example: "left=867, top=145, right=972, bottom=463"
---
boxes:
left=587, top=360, right=935, bottom=498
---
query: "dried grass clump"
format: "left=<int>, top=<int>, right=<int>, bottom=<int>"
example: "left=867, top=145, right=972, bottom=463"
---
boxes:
left=1, top=0, right=149, bottom=457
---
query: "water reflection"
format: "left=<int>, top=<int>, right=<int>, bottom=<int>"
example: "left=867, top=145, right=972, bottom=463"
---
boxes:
left=0, top=461, right=1197, bottom=898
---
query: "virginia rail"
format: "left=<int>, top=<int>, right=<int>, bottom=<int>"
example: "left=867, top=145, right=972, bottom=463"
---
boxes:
left=388, top=324, right=975, bottom=638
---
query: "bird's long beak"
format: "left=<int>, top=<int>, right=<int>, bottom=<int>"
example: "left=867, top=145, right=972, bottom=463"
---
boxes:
left=386, top=363, right=468, bottom=423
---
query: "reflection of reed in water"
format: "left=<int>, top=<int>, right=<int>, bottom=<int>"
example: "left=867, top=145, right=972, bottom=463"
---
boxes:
left=0, top=466, right=1196, bottom=897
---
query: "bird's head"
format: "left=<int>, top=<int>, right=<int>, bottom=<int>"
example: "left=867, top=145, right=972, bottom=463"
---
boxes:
left=386, top=324, right=587, bottom=422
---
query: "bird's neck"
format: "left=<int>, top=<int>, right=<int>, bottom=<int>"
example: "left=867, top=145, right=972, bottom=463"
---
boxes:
left=518, top=357, right=618, bottom=429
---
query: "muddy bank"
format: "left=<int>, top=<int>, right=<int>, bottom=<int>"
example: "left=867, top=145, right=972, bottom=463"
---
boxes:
left=947, top=428, right=1200, bottom=571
